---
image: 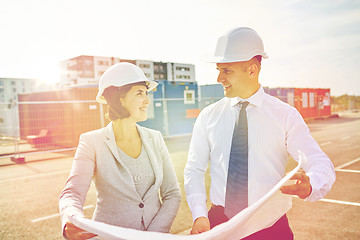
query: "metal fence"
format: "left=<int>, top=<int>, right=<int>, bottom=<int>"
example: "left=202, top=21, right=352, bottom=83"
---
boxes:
left=0, top=97, right=203, bottom=163
left=0, top=100, right=106, bottom=162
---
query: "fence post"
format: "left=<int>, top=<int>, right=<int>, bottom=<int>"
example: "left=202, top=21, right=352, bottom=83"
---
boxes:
left=10, top=100, right=25, bottom=164
left=99, top=103, right=104, bottom=128
left=161, top=82, right=169, bottom=137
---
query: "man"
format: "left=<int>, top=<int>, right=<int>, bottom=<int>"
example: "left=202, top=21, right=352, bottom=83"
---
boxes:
left=184, top=27, right=335, bottom=239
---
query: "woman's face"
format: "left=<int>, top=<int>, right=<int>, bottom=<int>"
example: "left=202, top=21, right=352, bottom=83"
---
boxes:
left=120, top=85, right=150, bottom=122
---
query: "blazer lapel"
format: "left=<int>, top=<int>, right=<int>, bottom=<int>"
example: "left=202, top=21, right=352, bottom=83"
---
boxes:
left=104, top=122, right=140, bottom=198
left=137, top=125, right=162, bottom=201
left=104, top=122, right=124, bottom=165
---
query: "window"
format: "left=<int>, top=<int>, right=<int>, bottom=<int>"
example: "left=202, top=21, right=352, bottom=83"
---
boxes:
left=85, top=70, right=93, bottom=77
left=323, top=92, right=330, bottom=106
left=302, top=92, right=308, bottom=108
left=176, top=75, right=191, bottom=79
left=309, top=92, right=315, bottom=107
left=98, top=61, right=109, bottom=66
left=287, top=92, right=294, bottom=106
left=139, top=64, right=150, bottom=68
left=184, top=90, right=195, bottom=104
left=176, top=66, right=190, bottom=71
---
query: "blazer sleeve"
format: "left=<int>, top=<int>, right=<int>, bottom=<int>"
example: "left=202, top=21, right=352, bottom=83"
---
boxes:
left=58, top=133, right=96, bottom=237
left=147, top=131, right=181, bottom=232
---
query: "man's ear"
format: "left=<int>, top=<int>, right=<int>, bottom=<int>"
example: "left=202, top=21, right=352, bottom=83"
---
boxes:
left=248, top=63, right=258, bottom=79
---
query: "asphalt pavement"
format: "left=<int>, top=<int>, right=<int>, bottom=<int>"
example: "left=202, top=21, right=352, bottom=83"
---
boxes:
left=0, top=111, right=359, bottom=239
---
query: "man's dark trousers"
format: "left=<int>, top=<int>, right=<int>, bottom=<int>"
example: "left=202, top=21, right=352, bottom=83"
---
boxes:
left=208, top=205, right=294, bottom=240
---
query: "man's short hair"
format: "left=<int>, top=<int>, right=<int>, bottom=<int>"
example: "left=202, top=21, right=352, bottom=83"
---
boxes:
left=255, top=55, right=262, bottom=65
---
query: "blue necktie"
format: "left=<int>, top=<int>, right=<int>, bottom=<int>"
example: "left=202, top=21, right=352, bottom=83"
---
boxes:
left=225, top=101, right=249, bottom=219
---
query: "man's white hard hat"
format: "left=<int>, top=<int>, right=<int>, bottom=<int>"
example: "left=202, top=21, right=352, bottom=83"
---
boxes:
left=211, top=27, right=268, bottom=63
left=96, top=62, right=158, bottom=104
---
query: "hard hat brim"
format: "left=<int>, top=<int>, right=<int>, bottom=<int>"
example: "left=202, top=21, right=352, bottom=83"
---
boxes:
left=209, top=52, right=269, bottom=63
left=96, top=80, right=158, bottom=104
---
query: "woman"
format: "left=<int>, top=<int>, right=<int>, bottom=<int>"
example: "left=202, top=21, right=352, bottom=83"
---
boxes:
left=59, top=62, right=181, bottom=239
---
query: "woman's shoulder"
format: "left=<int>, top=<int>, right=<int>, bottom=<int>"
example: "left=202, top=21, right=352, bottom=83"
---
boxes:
left=137, top=125, right=162, bottom=136
left=80, top=128, right=105, bottom=140
left=137, top=125, right=164, bottom=142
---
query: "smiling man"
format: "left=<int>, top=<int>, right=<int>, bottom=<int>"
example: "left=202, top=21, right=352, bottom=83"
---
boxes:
left=184, top=27, right=335, bottom=239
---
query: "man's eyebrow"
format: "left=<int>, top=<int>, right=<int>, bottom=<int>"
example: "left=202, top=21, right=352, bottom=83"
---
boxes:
left=216, top=67, right=231, bottom=70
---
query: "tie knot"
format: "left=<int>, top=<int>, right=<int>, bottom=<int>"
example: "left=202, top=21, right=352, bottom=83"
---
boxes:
left=240, top=101, right=249, bottom=110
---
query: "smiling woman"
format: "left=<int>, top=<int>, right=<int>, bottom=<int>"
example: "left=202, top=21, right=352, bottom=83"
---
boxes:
left=102, top=83, right=150, bottom=122
left=59, top=62, right=181, bottom=240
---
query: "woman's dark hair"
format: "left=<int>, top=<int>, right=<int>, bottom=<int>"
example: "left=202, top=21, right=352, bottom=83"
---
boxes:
left=102, top=81, right=148, bottom=121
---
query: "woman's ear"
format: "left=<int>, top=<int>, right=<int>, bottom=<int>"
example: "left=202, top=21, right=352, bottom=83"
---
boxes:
left=119, top=97, right=124, bottom=106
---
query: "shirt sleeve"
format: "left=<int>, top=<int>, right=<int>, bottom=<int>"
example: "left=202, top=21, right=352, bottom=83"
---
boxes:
left=58, top=133, right=95, bottom=237
left=184, top=110, right=211, bottom=221
left=285, top=107, right=336, bottom=201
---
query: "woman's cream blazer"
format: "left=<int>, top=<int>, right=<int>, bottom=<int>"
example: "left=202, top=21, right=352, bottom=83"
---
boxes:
left=59, top=122, right=181, bottom=235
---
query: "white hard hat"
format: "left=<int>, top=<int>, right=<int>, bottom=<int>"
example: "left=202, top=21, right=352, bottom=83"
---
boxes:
left=211, top=27, right=268, bottom=63
left=96, top=62, right=158, bottom=104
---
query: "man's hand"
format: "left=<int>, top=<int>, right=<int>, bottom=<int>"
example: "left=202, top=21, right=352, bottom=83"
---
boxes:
left=64, top=222, right=97, bottom=240
left=280, top=169, right=312, bottom=199
left=190, top=217, right=210, bottom=234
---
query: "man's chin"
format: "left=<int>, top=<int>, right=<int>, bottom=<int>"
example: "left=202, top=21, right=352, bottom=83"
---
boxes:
left=224, top=91, right=234, bottom=98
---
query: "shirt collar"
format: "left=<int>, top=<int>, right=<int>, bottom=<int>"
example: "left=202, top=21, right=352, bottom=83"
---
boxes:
left=230, top=85, right=265, bottom=107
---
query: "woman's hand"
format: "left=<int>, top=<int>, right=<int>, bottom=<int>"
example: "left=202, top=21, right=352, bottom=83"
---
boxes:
left=64, top=221, right=97, bottom=240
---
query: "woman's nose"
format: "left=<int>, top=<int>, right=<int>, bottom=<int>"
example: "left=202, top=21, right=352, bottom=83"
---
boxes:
left=144, top=95, right=150, bottom=104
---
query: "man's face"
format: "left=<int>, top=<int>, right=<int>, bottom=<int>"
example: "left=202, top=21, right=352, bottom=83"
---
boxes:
left=216, top=62, right=251, bottom=98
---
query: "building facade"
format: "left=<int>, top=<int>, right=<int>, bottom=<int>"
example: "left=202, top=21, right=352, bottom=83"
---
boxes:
left=0, top=77, right=55, bottom=136
left=0, top=78, right=40, bottom=102
left=60, top=55, right=196, bottom=87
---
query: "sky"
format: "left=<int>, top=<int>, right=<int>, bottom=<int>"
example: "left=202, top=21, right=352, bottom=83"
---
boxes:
left=0, top=0, right=359, bottom=96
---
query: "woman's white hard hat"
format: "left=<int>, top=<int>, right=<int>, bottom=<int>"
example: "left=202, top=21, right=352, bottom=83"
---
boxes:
left=96, top=62, right=158, bottom=104
left=210, top=27, right=268, bottom=63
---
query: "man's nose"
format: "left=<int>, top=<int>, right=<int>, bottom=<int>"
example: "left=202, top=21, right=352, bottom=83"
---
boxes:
left=217, top=73, right=224, bottom=83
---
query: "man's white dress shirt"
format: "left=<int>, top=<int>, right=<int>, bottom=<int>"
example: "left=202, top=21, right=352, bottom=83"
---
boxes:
left=184, top=86, right=336, bottom=222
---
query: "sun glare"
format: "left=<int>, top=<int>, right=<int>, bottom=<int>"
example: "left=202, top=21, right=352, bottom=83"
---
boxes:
left=36, top=63, right=61, bottom=85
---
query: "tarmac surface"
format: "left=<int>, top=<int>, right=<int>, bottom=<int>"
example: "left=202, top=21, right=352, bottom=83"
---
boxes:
left=0, top=111, right=359, bottom=239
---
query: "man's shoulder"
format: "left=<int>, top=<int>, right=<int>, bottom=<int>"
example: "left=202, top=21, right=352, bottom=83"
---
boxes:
left=201, top=97, right=228, bottom=114
left=262, top=93, right=301, bottom=121
left=263, top=92, right=294, bottom=110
